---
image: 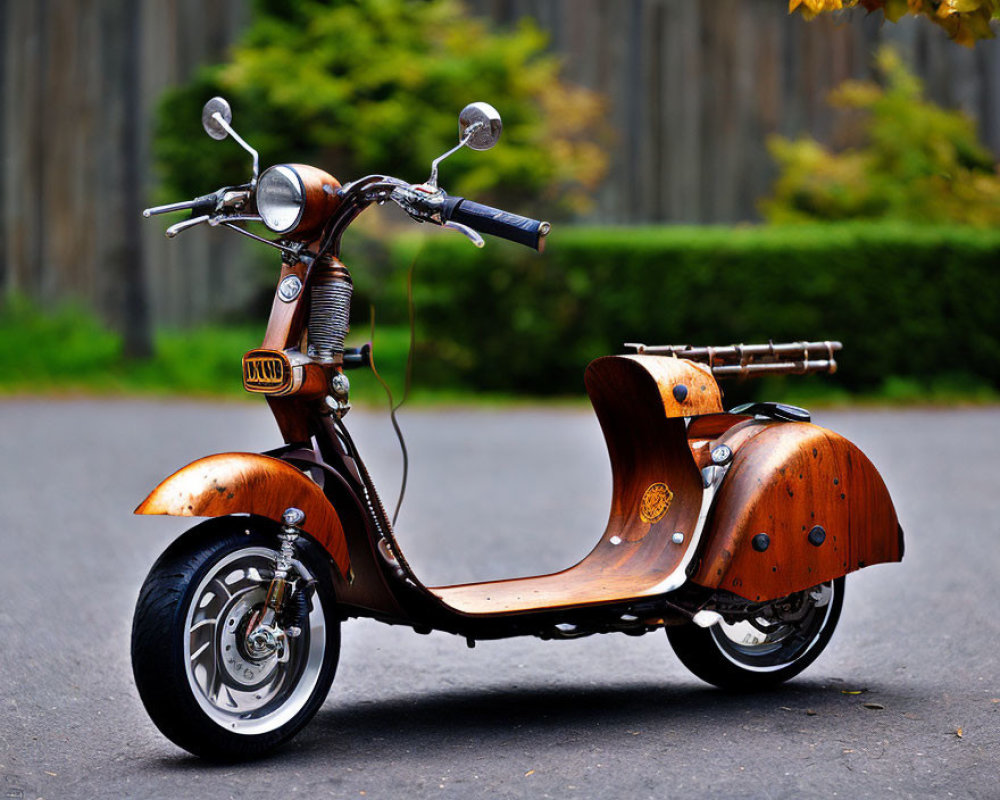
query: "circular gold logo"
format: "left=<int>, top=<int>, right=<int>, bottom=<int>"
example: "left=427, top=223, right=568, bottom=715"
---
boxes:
left=639, top=482, right=673, bottom=523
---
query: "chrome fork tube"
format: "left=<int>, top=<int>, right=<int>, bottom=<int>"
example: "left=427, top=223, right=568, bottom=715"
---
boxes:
left=244, top=508, right=306, bottom=659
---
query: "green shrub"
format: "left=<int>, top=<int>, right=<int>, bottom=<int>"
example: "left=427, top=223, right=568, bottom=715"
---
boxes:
left=385, top=223, right=1000, bottom=397
left=154, top=0, right=607, bottom=217
left=762, top=47, right=1000, bottom=227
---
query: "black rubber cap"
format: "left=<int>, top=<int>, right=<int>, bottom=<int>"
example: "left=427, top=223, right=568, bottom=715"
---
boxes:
left=728, top=401, right=811, bottom=423
left=808, top=525, right=827, bottom=546
left=752, top=533, right=771, bottom=552
left=672, top=384, right=689, bottom=403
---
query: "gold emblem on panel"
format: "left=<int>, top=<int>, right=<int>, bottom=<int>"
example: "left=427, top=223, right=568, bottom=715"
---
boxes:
left=639, top=482, right=673, bottom=523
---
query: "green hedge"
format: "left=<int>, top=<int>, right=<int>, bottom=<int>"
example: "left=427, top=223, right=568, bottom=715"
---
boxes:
left=380, top=223, right=1000, bottom=397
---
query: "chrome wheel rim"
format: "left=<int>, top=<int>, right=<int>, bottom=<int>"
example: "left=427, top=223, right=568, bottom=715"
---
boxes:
left=710, top=582, right=835, bottom=673
left=183, top=546, right=326, bottom=734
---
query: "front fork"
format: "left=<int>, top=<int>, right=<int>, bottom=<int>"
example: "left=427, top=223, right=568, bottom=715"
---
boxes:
left=244, top=507, right=308, bottom=660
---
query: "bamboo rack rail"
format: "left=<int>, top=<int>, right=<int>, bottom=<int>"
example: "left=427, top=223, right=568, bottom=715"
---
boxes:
left=624, top=341, right=842, bottom=379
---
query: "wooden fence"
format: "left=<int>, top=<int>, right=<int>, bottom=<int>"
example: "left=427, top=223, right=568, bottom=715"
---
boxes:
left=0, top=0, right=250, bottom=350
left=2, top=0, right=997, bottom=335
left=470, top=0, right=1000, bottom=224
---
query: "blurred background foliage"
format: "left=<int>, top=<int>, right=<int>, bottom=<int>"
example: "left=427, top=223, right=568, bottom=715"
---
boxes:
left=155, top=0, right=608, bottom=217
left=762, top=46, right=1000, bottom=225
left=2, top=0, right=999, bottom=404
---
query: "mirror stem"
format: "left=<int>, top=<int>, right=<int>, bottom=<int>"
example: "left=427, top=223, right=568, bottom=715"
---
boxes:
left=427, top=122, right=482, bottom=189
left=212, top=112, right=260, bottom=189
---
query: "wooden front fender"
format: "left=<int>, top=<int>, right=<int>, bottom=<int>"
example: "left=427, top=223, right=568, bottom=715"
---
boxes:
left=690, top=422, right=903, bottom=602
left=135, top=453, right=350, bottom=577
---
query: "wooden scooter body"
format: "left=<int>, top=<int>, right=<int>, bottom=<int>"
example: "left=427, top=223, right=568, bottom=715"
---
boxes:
left=138, top=319, right=903, bottom=643
left=132, top=103, right=907, bottom=760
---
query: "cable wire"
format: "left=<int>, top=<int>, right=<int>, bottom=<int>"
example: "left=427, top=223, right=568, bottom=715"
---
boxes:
left=367, top=252, right=418, bottom=527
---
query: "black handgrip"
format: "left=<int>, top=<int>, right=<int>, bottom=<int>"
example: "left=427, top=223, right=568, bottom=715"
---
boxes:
left=441, top=196, right=550, bottom=252
left=342, top=344, right=371, bottom=370
left=189, top=192, right=221, bottom=215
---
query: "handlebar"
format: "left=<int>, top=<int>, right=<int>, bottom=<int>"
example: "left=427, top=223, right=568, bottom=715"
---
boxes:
left=440, top=196, right=550, bottom=252
left=145, top=174, right=551, bottom=255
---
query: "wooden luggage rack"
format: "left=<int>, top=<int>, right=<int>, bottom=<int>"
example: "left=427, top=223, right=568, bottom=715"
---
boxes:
left=624, top=340, right=842, bottom=379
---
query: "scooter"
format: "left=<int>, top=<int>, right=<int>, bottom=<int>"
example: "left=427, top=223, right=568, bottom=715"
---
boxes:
left=133, top=97, right=904, bottom=760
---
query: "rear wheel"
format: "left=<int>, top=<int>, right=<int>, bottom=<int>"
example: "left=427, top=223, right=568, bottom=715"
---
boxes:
left=131, top=518, right=340, bottom=760
left=667, top=578, right=844, bottom=690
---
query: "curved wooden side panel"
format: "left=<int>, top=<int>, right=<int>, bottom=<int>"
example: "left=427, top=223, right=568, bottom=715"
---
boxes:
left=615, top=355, right=724, bottom=418
left=690, top=422, right=902, bottom=602
left=135, top=453, right=350, bottom=577
left=431, top=357, right=706, bottom=615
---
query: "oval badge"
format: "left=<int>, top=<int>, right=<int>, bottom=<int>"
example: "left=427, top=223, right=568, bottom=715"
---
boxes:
left=639, top=482, right=673, bottom=524
left=278, top=275, right=303, bottom=302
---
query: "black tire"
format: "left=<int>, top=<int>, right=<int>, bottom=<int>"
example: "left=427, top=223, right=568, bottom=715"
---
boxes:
left=131, top=517, right=341, bottom=760
left=667, top=578, right=844, bottom=690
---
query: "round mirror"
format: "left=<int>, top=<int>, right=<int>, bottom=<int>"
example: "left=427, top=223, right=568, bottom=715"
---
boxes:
left=459, top=102, right=502, bottom=151
left=202, top=97, right=233, bottom=140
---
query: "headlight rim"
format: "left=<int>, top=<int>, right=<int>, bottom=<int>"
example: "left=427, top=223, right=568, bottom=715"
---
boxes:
left=257, top=164, right=306, bottom=235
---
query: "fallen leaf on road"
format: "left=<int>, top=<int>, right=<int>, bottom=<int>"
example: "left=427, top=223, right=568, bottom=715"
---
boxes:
left=806, top=709, right=818, bottom=716
left=525, top=770, right=535, bottom=777
left=955, top=727, right=964, bottom=738
left=841, top=688, right=868, bottom=695
left=863, top=702, right=885, bottom=710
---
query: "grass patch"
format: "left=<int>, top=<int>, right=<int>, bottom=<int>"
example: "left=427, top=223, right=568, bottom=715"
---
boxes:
left=0, top=299, right=444, bottom=405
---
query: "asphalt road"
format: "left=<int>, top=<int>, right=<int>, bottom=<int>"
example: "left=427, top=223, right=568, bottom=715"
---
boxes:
left=1, top=399, right=998, bottom=799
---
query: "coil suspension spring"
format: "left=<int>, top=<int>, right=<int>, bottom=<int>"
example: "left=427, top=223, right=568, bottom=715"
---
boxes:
left=307, top=259, right=353, bottom=363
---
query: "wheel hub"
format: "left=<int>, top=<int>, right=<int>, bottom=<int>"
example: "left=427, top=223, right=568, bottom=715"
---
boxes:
left=218, top=590, right=279, bottom=689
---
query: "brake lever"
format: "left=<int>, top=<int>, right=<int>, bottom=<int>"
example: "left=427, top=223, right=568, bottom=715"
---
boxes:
left=443, top=220, right=484, bottom=248
left=165, top=215, right=210, bottom=238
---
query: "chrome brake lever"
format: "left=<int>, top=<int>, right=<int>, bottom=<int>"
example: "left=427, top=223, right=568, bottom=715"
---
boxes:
left=165, top=215, right=210, bottom=238
left=444, top=220, right=485, bottom=248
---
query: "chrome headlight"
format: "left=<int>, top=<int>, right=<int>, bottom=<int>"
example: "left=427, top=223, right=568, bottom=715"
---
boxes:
left=256, top=165, right=305, bottom=234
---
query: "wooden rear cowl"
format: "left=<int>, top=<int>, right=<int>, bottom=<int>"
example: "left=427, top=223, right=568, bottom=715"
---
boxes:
left=690, top=420, right=903, bottom=602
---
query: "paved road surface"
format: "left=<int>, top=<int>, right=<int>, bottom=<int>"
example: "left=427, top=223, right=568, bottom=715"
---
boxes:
left=1, top=399, right=998, bottom=799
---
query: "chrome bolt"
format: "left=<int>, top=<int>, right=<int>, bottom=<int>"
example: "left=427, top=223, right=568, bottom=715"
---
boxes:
left=330, top=372, right=350, bottom=400
left=711, top=444, right=733, bottom=465
left=672, top=532, right=685, bottom=545
left=282, top=507, right=305, bottom=528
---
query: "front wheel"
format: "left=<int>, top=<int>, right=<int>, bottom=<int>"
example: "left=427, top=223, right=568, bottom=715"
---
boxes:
left=667, top=578, right=844, bottom=690
left=131, top=518, right=341, bottom=760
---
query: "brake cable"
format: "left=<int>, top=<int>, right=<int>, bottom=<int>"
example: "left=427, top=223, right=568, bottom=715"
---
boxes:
left=367, top=248, right=419, bottom=527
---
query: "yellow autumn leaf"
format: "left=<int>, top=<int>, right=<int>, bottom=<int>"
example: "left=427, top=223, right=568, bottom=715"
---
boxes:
left=791, top=0, right=999, bottom=45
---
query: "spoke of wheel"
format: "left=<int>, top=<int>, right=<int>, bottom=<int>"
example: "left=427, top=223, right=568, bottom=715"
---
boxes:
left=222, top=685, right=239, bottom=710
left=208, top=577, right=233, bottom=603
left=190, top=639, right=212, bottom=663
left=206, top=663, right=224, bottom=705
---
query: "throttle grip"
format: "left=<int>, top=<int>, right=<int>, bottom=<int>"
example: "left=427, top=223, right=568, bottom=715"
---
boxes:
left=441, top=196, right=550, bottom=252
